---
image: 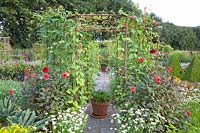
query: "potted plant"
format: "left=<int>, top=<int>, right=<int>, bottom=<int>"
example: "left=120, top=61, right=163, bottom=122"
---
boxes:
left=91, top=90, right=110, bottom=119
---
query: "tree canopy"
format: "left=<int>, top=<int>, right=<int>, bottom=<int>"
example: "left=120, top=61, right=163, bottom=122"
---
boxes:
left=0, top=0, right=141, bottom=48
left=160, top=23, right=199, bottom=50
left=1, top=0, right=200, bottom=50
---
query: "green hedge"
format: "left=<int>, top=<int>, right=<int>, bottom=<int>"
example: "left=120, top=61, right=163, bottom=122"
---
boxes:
left=182, top=56, right=200, bottom=82
left=168, top=50, right=200, bottom=63
left=167, top=55, right=183, bottom=78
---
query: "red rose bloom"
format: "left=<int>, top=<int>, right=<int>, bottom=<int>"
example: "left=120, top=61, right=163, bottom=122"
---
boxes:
left=138, top=56, right=144, bottom=63
left=42, top=66, right=49, bottom=73
left=186, top=111, right=191, bottom=117
left=62, top=72, right=68, bottom=79
left=167, top=66, right=173, bottom=72
left=150, top=49, right=157, bottom=54
left=7, top=89, right=14, bottom=95
left=130, top=86, right=136, bottom=93
left=155, top=76, right=161, bottom=83
left=43, top=73, right=49, bottom=80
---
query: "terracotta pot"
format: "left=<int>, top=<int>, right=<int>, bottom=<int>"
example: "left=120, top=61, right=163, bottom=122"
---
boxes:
left=91, top=100, right=110, bottom=118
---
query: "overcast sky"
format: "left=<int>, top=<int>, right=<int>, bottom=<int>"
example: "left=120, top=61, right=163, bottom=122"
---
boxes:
left=133, top=0, right=200, bottom=27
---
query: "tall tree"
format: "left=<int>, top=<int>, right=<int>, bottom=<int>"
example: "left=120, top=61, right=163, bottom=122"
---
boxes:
left=0, top=0, right=47, bottom=48
left=0, top=0, right=141, bottom=48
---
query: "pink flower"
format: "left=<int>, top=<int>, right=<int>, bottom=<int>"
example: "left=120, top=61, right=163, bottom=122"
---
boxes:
left=42, top=66, right=49, bottom=73
left=186, top=111, right=191, bottom=117
left=138, top=57, right=144, bottom=63
left=7, top=89, right=14, bottom=95
left=155, top=76, right=161, bottom=83
left=43, top=73, right=49, bottom=80
left=130, top=86, right=136, bottom=93
left=150, top=49, right=157, bottom=54
left=62, top=72, right=68, bottom=79
left=167, top=66, right=173, bottom=72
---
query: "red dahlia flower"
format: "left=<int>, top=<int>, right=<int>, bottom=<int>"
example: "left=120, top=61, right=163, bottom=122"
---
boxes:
left=130, top=86, right=136, bottom=93
left=43, top=73, right=49, bottom=80
left=150, top=49, right=157, bottom=54
left=42, top=66, right=49, bottom=73
left=167, top=66, right=173, bottom=72
left=155, top=76, right=161, bottom=83
left=7, top=89, right=14, bottom=95
left=138, top=56, right=144, bottom=63
left=62, top=72, right=68, bottom=79
left=186, top=111, right=191, bottom=117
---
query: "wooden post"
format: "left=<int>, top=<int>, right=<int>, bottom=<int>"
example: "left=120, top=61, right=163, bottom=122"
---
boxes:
left=123, top=16, right=129, bottom=91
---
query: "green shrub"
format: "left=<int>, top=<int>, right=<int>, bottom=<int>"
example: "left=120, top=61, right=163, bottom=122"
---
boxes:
left=0, top=97, right=21, bottom=121
left=32, top=43, right=46, bottom=60
left=0, top=62, right=43, bottom=80
left=168, top=51, right=195, bottom=63
left=152, top=43, right=174, bottom=53
left=182, top=56, right=200, bottom=82
left=168, top=55, right=184, bottom=78
left=0, top=79, right=21, bottom=99
left=180, top=101, right=200, bottom=133
left=7, top=109, right=47, bottom=130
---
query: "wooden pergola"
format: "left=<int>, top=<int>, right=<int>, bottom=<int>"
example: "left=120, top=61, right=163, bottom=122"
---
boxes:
left=66, top=14, right=136, bottom=90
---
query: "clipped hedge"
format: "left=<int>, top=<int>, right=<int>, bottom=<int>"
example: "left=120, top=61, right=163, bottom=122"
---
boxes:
left=182, top=56, right=200, bottom=82
left=167, top=55, right=183, bottom=78
left=168, top=50, right=200, bottom=63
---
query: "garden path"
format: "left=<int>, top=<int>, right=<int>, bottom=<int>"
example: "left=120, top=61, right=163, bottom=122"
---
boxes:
left=83, top=72, right=116, bottom=133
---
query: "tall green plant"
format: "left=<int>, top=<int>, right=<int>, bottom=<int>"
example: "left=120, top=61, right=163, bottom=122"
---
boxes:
left=32, top=7, right=100, bottom=113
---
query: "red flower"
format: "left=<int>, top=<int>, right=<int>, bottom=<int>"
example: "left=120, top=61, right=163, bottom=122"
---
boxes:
left=155, top=76, right=161, bottom=83
left=24, top=68, right=29, bottom=77
left=138, top=57, right=144, bottom=63
left=42, top=66, right=49, bottom=73
left=62, top=72, right=68, bottom=79
left=167, top=66, right=173, bottom=72
left=130, top=86, right=136, bottom=93
left=7, top=89, right=14, bottom=95
left=43, top=73, right=49, bottom=80
left=150, top=49, right=157, bottom=54
left=186, top=111, right=191, bottom=117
